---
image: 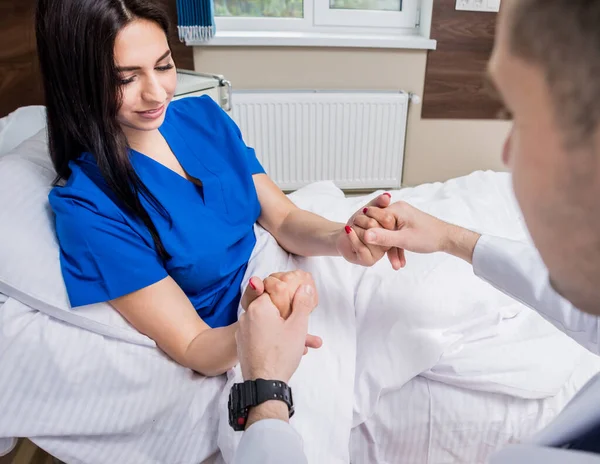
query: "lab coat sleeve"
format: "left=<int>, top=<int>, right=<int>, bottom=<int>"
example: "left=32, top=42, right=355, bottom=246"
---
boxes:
left=490, top=444, right=600, bottom=464
left=233, top=419, right=308, bottom=464
left=472, top=235, right=600, bottom=355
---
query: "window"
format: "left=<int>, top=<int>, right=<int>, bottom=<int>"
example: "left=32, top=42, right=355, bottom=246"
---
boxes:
left=214, top=0, right=304, bottom=19
left=214, top=0, right=422, bottom=34
left=315, top=0, right=418, bottom=29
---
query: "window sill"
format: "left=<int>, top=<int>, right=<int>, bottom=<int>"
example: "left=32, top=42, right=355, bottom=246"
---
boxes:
left=186, top=31, right=437, bottom=49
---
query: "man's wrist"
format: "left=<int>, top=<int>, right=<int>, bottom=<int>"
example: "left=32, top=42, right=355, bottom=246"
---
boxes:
left=245, top=400, right=290, bottom=430
left=246, top=370, right=290, bottom=384
left=442, top=225, right=481, bottom=264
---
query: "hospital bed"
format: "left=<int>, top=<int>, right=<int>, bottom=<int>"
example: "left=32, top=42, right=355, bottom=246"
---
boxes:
left=1, top=87, right=600, bottom=464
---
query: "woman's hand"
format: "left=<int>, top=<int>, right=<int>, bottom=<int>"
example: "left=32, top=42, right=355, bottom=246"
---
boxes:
left=241, top=270, right=318, bottom=320
left=264, top=270, right=318, bottom=320
left=336, top=193, right=396, bottom=267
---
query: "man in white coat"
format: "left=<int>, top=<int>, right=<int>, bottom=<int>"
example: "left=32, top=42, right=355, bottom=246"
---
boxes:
left=230, top=0, right=600, bottom=461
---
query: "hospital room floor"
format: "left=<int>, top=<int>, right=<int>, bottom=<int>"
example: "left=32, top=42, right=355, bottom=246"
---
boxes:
left=0, top=440, right=57, bottom=464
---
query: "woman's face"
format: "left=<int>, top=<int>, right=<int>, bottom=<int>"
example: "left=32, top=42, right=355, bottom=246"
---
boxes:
left=114, top=19, right=177, bottom=136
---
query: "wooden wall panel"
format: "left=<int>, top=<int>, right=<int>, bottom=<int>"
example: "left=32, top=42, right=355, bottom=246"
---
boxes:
left=0, top=0, right=193, bottom=118
left=422, top=0, right=502, bottom=119
left=0, top=0, right=42, bottom=118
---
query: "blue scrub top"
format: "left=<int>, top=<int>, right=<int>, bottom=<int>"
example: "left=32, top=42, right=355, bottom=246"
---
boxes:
left=49, top=96, right=265, bottom=328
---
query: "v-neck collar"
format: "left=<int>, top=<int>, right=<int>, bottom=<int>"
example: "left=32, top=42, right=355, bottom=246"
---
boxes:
left=158, top=116, right=226, bottom=211
left=77, top=105, right=229, bottom=212
left=128, top=123, right=199, bottom=184
left=130, top=118, right=207, bottom=197
left=130, top=146, right=206, bottom=203
left=129, top=143, right=199, bottom=187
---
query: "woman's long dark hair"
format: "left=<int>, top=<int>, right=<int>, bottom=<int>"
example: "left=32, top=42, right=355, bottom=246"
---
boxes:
left=36, top=0, right=172, bottom=260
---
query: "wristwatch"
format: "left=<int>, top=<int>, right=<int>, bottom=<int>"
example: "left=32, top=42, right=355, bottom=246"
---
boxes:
left=228, top=378, right=294, bottom=431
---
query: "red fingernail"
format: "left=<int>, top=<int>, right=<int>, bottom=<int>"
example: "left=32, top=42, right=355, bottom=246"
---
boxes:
left=249, top=279, right=257, bottom=290
left=363, top=208, right=368, bottom=214
left=345, top=226, right=352, bottom=235
left=383, top=193, right=391, bottom=198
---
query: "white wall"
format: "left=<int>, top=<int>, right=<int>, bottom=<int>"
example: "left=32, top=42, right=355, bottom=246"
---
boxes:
left=193, top=46, right=511, bottom=186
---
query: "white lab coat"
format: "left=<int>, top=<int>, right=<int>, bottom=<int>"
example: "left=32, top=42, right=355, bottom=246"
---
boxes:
left=232, top=235, right=600, bottom=463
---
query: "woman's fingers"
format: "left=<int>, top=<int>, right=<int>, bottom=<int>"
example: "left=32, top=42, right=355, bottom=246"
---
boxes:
left=240, top=276, right=264, bottom=311
left=264, top=275, right=292, bottom=319
left=345, top=226, right=374, bottom=264
left=367, top=193, right=392, bottom=209
left=362, top=206, right=397, bottom=230
left=353, top=214, right=381, bottom=230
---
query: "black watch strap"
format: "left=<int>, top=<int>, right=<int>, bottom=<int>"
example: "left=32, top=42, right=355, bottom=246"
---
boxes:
left=255, top=379, right=294, bottom=410
left=228, top=379, right=294, bottom=431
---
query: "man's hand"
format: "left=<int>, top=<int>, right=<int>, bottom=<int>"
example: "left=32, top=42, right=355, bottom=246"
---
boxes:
left=237, top=283, right=321, bottom=430
left=358, top=201, right=482, bottom=267
left=336, top=193, right=394, bottom=267
left=240, top=271, right=317, bottom=320
left=236, top=284, right=321, bottom=384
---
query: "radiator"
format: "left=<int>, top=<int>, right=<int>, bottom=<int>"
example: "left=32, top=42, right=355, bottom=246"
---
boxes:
left=230, top=91, right=410, bottom=191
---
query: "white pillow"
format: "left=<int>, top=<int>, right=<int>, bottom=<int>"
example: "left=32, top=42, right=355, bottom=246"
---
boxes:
left=0, top=130, right=154, bottom=346
left=0, top=438, right=17, bottom=457
left=0, top=106, right=47, bottom=157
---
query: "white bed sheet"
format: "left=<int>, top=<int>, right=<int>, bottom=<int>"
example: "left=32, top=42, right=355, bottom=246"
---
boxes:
left=0, top=297, right=224, bottom=463
left=0, top=294, right=15, bottom=458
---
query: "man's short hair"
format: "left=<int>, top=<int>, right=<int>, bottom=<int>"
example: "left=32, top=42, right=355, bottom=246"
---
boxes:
left=509, top=0, right=600, bottom=146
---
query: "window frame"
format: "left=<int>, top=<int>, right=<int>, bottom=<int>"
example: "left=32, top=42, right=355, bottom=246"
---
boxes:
left=215, top=0, right=421, bottom=34
left=314, top=0, right=419, bottom=29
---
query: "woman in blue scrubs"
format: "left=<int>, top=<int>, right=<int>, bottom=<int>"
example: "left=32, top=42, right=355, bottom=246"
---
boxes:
left=36, top=0, right=395, bottom=376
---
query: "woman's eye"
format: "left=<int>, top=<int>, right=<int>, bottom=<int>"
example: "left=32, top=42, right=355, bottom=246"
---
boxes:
left=156, top=64, right=174, bottom=72
left=119, top=63, right=173, bottom=85
left=120, top=76, right=135, bottom=85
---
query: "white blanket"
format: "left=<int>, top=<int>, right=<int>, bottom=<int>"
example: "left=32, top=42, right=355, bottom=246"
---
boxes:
left=351, top=352, right=600, bottom=464
left=350, top=172, right=589, bottom=426
left=217, top=175, right=590, bottom=462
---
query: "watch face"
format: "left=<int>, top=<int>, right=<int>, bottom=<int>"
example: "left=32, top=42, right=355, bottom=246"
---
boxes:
left=228, top=384, right=249, bottom=432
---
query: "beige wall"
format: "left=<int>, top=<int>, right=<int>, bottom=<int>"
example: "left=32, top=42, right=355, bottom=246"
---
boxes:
left=193, top=47, right=511, bottom=186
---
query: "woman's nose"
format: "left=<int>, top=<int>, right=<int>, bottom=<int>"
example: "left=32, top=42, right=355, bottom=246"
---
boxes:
left=142, top=75, right=167, bottom=103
